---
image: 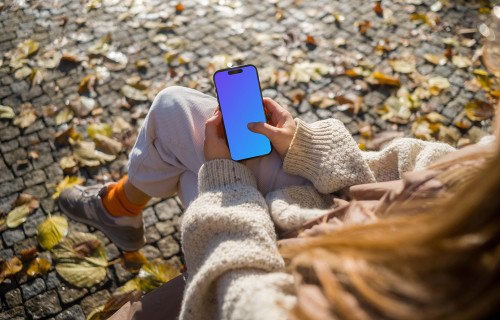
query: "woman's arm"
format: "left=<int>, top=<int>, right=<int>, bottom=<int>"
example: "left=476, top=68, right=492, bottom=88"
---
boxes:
left=180, top=160, right=295, bottom=320
left=283, top=118, right=456, bottom=193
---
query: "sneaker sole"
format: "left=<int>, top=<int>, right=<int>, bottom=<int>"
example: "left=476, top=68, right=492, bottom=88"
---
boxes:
left=59, top=198, right=145, bottom=252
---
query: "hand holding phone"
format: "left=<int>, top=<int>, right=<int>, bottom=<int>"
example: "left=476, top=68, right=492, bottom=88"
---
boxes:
left=213, top=65, right=272, bottom=161
left=247, top=98, right=297, bottom=160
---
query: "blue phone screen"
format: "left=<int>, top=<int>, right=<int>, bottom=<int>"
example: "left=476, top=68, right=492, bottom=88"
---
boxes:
left=214, top=65, right=271, bottom=161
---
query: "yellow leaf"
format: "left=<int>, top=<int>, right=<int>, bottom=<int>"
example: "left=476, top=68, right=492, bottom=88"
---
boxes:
left=37, top=215, right=68, bottom=250
left=388, top=59, right=416, bottom=74
left=6, top=204, right=31, bottom=228
left=52, top=176, right=85, bottom=199
left=88, top=123, right=113, bottom=138
left=26, top=257, right=50, bottom=278
left=465, top=100, right=495, bottom=122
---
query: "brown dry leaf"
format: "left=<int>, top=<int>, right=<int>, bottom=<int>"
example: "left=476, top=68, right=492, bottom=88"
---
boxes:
left=374, top=2, right=383, bottom=15
left=72, top=238, right=101, bottom=259
left=61, top=51, right=88, bottom=64
left=29, top=150, right=40, bottom=159
left=71, top=138, right=116, bottom=167
left=0, top=257, right=23, bottom=283
left=357, top=21, right=371, bottom=35
left=13, top=104, right=37, bottom=129
left=20, top=248, right=38, bottom=262
left=336, top=94, right=363, bottom=114
left=78, top=74, right=96, bottom=94
left=310, top=92, right=336, bottom=109
left=275, top=8, right=285, bottom=20
left=423, top=53, right=447, bottom=66
left=121, top=85, right=149, bottom=101
left=465, top=100, right=495, bottom=121
left=306, top=35, right=317, bottom=46
left=26, top=257, right=50, bottom=278
left=412, top=118, right=438, bottom=141
left=55, top=107, right=75, bottom=125
left=122, top=252, right=148, bottom=274
left=112, top=117, right=132, bottom=134
left=94, top=134, right=123, bottom=156
left=369, top=72, right=401, bottom=86
left=54, top=126, right=80, bottom=145
left=175, top=3, right=185, bottom=12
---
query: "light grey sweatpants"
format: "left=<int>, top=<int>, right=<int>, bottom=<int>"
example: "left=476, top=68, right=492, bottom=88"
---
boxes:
left=127, top=86, right=308, bottom=207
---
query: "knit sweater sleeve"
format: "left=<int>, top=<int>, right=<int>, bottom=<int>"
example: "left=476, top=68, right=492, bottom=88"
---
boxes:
left=180, top=159, right=295, bottom=320
left=283, top=118, right=456, bottom=193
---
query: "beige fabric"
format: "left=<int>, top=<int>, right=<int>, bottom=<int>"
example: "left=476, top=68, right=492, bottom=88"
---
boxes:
left=179, top=118, right=462, bottom=320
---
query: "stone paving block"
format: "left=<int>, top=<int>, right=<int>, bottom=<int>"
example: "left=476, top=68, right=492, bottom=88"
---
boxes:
left=145, top=226, right=161, bottom=244
left=13, top=237, right=37, bottom=256
left=44, top=271, right=61, bottom=290
left=3, top=148, right=27, bottom=166
left=80, top=290, right=110, bottom=316
left=55, top=304, right=86, bottom=320
left=0, top=138, right=19, bottom=153
left=142, top=207, right=158, bottom=228
left=2, top=228, right=25, bottom=247
left=4, top=288, right=22, bottom=308
left=139, top=244, right=161, bottom=261
left=21, top=278, right=47, bottom=300
left=157, top=236, right=181, bottom=259
left=113, top=262, right=134, bottom=284
left=25, top=290, right=62, bottom=319
left=22, top=210, right=46, bottom=237
left=57, top=284, right=88, bottom=305
left=0, top=306, right=26, bottom=320
left=156, top=221, right=176, bottom=237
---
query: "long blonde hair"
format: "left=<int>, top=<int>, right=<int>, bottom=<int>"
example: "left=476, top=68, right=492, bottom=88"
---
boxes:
left=282, top=147, right=500, bottom=320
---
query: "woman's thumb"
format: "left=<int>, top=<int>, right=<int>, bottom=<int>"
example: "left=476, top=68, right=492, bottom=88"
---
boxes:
left=247, top=122, right=277, bottom=138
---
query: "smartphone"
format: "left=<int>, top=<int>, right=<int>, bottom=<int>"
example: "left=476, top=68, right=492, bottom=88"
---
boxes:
left=213, top=64, right=272, bottom=161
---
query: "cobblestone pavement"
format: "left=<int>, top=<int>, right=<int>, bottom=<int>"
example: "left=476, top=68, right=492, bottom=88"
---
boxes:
left=0, top=0, right=495, bottom=318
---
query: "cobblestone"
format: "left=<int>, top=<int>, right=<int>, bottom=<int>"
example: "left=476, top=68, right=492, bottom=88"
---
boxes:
left=25, top=290, right=62, bottom=319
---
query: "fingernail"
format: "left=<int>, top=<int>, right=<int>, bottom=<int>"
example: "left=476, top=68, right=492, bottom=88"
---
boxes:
left=247, top=122, right=256, bottom=129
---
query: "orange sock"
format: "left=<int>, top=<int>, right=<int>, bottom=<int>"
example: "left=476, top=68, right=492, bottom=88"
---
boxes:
left=102, top=177, right=147, bottom=217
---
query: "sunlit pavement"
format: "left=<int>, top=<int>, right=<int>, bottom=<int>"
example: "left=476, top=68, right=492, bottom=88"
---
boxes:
left=0, top=0, right=495, bottom=318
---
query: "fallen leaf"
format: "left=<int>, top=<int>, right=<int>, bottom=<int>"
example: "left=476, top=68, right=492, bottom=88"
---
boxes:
left=26, top=257, right=50, bottom=278
left=465, top=100, right=495, bottom=121
left=290, top=61, right=329, bottom=83
left=88, top=33, right=112, bottom=55
left=136, top=60, right=150, bottom=69
left=452, top=55, right=472, bottom=69
left=52, top=175, right=85, bottom=199
left=388, top=59, right=416, bottom=74
left=369, top=72, right=401, bottom=86
left=94, top=134, right=123, bottom=155
left=430, top=0, right=443, bottom=12
left=37, top=50, right=62, bottom=69
left=305, top=35, right=317, bottom=46
left=175, top=3, right=185, bottom=12
left=20, top=248, right=38, bottom=262
left=374, top=2, right=383, bottom=15
left=336, top=94, right=363, bottom=114
left=6, top=205, right=31, bottom=228
left=310, top=92, right=336, bottom=109
left=473, top=69, right=493, bottom=91
left=427, top=76, right=450, bottom=95
left=104, top=51, right=128, bottom=71
left=29, top=150, right=40, bottom=159
left=53, top=232, right=108, bottom=287
left=30, top=68, right=45, bottom=85
left=356, top=20, right=371, bottom=35
left=87, top=291, right=143, bottom=320
left=13, top=104, right=37, bottom=128
left=59, top=155, right=79, bottom=173
left=121, top=260, right=179, bottom=293
left=14, top=66, right=32, bottom=79
left=112, top=116, right=132, bottom=133
left=55, top=107, right=75, bottom=125
left=122, top=252, right=148, bottom=274
left=88, top=123, right=113, bottom=138
left=71, top=139, right=116, bottom=167
left=9, top=39, right=40, bottom=67
left=207, top=54, right=234, bottom=75
left=0, top=105, right=15, bottom=119
left=78, top=74, right=96, bottom=94
left=423, top=53, right=446, bottom=66
left=0, top=257, right=23, bottom=283
left=37, top=215, right=68, bottom=250
left=67, top=96, right=97, bottom=117
left=121, top=85, right=149, bottom=101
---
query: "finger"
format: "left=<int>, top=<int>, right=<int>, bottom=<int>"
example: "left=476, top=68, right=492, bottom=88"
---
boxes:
left=205, top=112, right=222, bottom=140
left=263, top=98, right=286, bottom=116
left=247, top=121, right=278, bottom=138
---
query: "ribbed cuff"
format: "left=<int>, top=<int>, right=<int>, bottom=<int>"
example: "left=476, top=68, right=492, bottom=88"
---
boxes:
left=198, top=159, right=257, bottom=193
left=283, top=118, right=333, bottom=181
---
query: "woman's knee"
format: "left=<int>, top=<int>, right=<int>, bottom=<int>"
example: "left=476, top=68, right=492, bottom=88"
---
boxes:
left=151, top=86, right=196, bottom=114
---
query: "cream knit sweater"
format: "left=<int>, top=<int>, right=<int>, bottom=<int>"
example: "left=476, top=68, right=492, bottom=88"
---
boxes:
left=179, top=118, right=456, bottom=320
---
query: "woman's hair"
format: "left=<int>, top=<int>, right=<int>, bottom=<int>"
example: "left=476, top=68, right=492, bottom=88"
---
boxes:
left=281, top=146, right=500, bottom=320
